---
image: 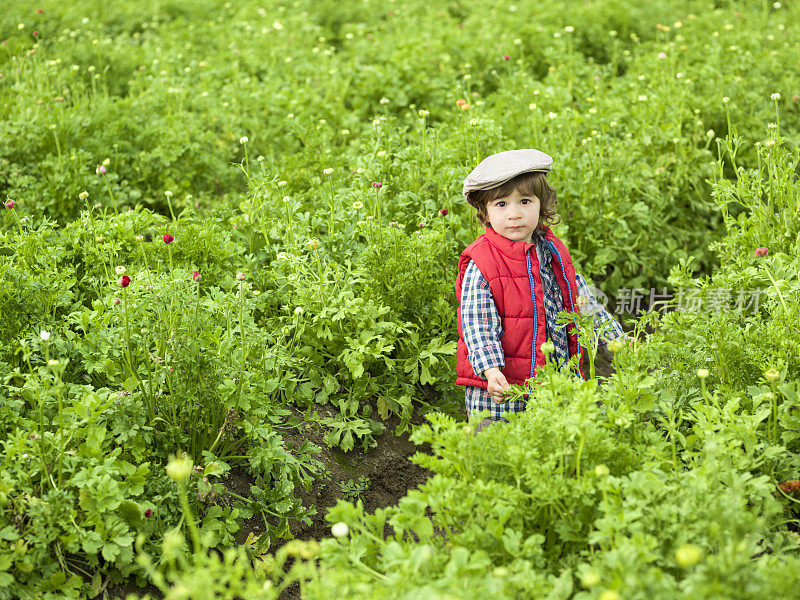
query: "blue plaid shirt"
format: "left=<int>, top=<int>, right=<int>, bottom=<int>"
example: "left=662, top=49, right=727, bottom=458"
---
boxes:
left=461, top=232, right=624, bottom=420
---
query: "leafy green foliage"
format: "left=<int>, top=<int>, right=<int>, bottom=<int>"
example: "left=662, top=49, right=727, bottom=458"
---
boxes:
left=2, top=0, right=800, bottom=596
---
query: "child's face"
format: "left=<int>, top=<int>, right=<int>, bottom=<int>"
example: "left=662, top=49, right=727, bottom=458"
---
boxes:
left=485, top=188, right=540, bottom=243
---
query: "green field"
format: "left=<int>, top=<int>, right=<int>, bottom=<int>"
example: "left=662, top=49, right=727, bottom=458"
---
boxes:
left=2, top=1, right=800, bottom=598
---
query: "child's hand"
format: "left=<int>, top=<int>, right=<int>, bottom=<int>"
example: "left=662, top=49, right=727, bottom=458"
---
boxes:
left=484, top=367, right=511, bottom=404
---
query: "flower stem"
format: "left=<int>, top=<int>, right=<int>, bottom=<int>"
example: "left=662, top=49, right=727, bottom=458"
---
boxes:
left=101, top=173, right=119, bottom=215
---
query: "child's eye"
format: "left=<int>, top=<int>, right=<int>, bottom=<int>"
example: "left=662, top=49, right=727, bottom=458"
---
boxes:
left=496, top=201, right=506, bottom=207
left=521, top=199, right=530, bottom=204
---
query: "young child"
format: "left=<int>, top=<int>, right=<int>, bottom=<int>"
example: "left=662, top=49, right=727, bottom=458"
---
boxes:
left=455, top=149, right=625, bottom=427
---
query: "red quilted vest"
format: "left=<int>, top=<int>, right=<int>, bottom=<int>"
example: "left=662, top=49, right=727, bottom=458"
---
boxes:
left=455, top=226, right=583, bottom=388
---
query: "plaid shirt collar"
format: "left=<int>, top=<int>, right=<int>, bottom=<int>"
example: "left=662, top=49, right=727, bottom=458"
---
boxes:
left=532, top=230, right=552, bottom=265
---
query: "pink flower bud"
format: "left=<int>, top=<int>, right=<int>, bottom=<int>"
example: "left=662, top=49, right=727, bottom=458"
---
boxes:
left=192, top=271, right=201, bottom=282
left=755, top=246, right=769, bottom=256
left=418, top=222, right=425, bottom=228
left=439, top=208, right=448, bottom=216
left=162, top=234, right=174, bottom=244
left=144, top=508, right=152, bottom=517
left=503, top=54, right=510, bottom=61
left=113, top=298, right=121, bottom=305
left=96, top=165, right=106, bottom=175
left=117, top=275, right=131, bottom=288
left=372, top=180, right=382, bottom=188
left=4, top=199, right=15, bottom=209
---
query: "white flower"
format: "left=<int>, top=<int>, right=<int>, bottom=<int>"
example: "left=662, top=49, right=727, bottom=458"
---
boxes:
left=115, top=266, right=126, bottom=276
left=282, top=196, right=292, bottom=203
left=352, top=201, right=364, bottom=210
left=40, top=330, right=51, bottom=341
left=637, top=94, right=648, bottom=102
left=79, top=191, right=89, bottom=200
left=771, top=92, right=781, bottom=101
left=697, top=368, right=710, bottom=379
left=257, top=155, right=265, bottom=162
left=341, top=129, right=351, bottom=135
left=331, top=522, right=349, bottom=538
left=372, top=118, right=381, bottom=128
left=164, top=190, right=173, bottom=198
left=722, top=97, right=729, bottom=104
left=469, top=118, right=478, bottom=126
left=294, top=306, right=304, bottom=316
left=768, top=122, right=778, bottom=130
left=564, top=25, right=574, bottom=33
left=277, top=181, right=287, bottom=188
left=706, top=129, right=715, bottom=138
left=239, top=136, right=249, bottom=144
left=657, top=52, right=667, bottom=59
left=379, top=97, right=390, bottom=105
left=276, top=252, right=288, bottom=260
left=323, top=167, right=334, bottom=175
left=418, top=109, right=429, bottom=117
left=548, top=112, right=558, bottom=119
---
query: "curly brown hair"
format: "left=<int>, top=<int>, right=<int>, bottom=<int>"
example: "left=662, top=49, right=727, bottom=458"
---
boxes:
left=466, top=171, right=560, bottom=231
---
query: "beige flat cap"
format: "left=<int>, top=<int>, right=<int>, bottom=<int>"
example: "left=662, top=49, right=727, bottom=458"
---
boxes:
left=462, top=148, right=553, bottom=201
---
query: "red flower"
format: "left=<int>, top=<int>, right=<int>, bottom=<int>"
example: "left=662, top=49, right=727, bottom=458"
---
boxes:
left=162, top=234, right=174, bottom=244
left=144, top=508, right=152, bottom=517
left=33, top=30, right=39, bottom=36
left=117, top=275, right=131, bottom=288
left=372, top=180, right=382, bottom=188
left=755, top=246, right=769, bottom=256
left=418, top=222, right=425, bottom=228
left=456, top=98, right=466, bottom=107
left=192, top=271, right=201, bottom=282
left=113, top=298, right=121, bottom=305
left=503, top=54, right=510, bottom=61
left=4, top=199, right=15, bottom=209
left=439, top=208, right=448, bottom=216
left=38, top=8, right=44, bottom=13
